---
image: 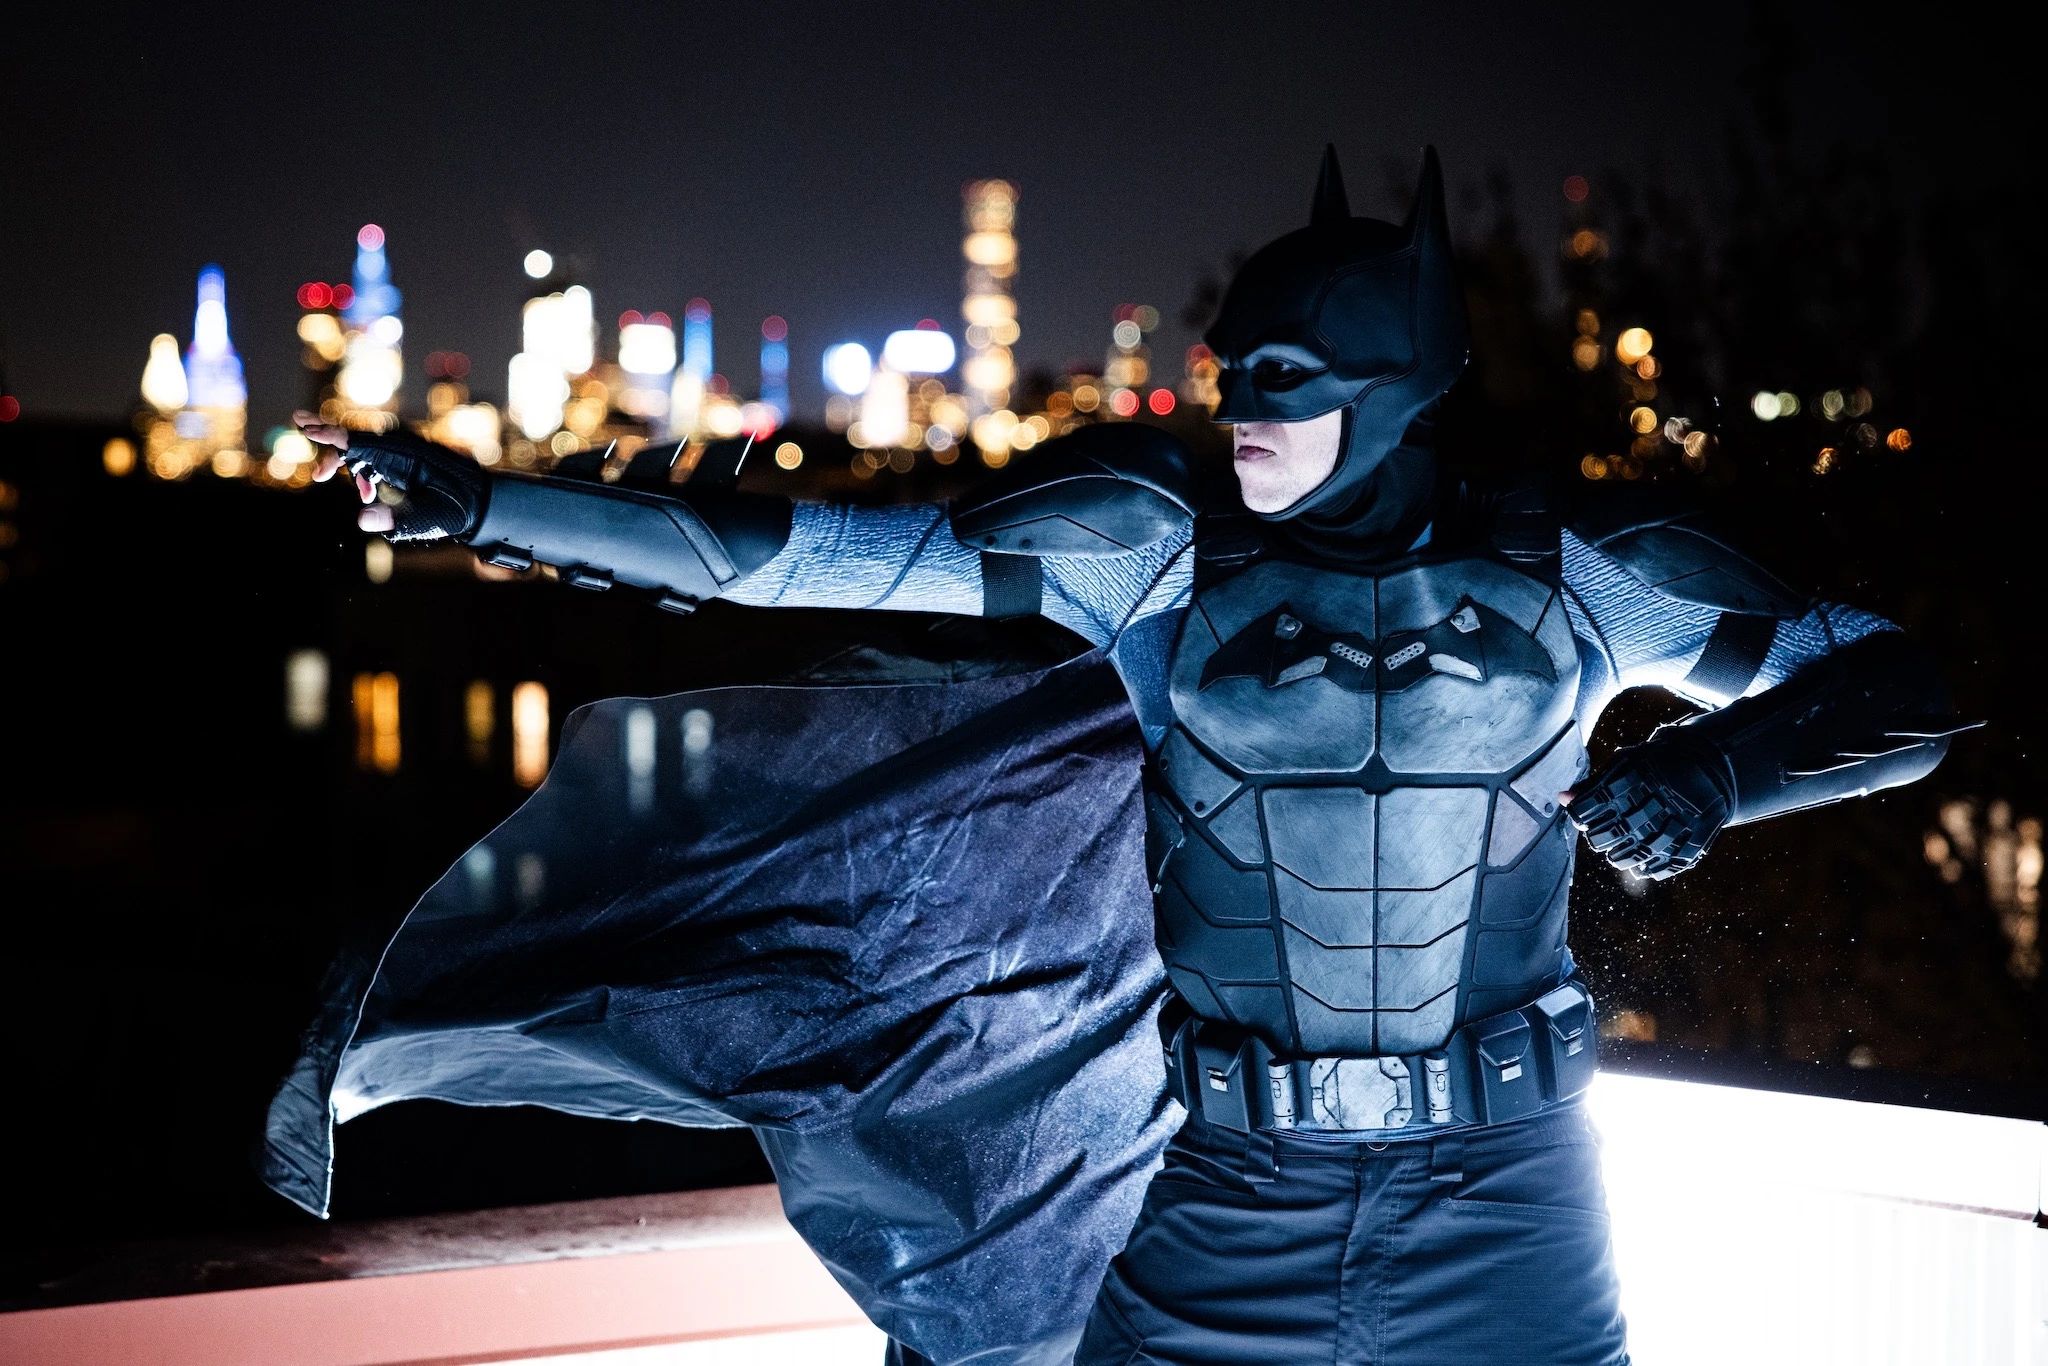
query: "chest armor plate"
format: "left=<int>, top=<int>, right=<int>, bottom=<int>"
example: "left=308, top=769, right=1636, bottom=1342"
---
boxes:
left=1147, top=551, right=1585, bottom=1057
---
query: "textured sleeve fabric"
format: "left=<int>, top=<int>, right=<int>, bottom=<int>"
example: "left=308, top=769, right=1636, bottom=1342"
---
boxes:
left=1559, top=526, right=1896, bottom=728
left=726, top=500, right=1194, bottom=648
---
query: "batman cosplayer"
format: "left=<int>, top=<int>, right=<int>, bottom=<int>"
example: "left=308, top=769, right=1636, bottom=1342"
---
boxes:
left=272, top=147, right=1960, bottom=1364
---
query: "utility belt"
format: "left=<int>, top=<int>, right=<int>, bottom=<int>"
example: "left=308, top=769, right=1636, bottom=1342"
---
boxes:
left=1161, top=981, right=1598, bottom=1135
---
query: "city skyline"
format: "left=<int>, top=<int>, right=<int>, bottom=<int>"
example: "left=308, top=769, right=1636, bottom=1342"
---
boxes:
left=0, top=3, right=1968, bottom=433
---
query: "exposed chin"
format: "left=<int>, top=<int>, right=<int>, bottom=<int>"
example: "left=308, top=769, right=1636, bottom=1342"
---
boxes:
left=1235, top=469, right=1297, bottom=515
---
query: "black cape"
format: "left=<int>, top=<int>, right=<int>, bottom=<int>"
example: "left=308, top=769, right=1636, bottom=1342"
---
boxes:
left=261, top=650, right=1174, bottom=1364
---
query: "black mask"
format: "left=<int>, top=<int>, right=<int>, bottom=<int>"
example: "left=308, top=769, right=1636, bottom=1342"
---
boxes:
left=1205, top=146, right=1469, bottom=548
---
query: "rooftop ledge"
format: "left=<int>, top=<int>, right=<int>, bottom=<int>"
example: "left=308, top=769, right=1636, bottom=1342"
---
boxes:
left=4, top=1071, right=2041, bottom=1365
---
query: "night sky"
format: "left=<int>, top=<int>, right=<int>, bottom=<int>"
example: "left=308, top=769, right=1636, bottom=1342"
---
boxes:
left=0, top=3, right=1995, bottom=432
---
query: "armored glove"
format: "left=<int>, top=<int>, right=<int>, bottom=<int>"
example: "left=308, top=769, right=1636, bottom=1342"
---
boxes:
left=339, top=426, right=490, bottom=543
left=1566, top=733, right=1734, bottom=880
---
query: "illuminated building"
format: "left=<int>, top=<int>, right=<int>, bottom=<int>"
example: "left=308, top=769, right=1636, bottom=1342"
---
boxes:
left=422, top=351, right=502, bottom=466
left=669, top=298, right=713, bottom=439
left=507, top=268, right=595, bottom=447
left=138, top=266, right=248, bottom=479
left=617, top=311, right=677, bottom=428
left=337, top=225, right=403, bottom=419
left=1103, top=303, right=1159, bottom=419
left=961, top=180, right=1019, bottom=418
left=184, top=265, right=247, bottom=413
left=294, top=278, right=351, bottom=416
left=759, top=316, right=790, bottom=428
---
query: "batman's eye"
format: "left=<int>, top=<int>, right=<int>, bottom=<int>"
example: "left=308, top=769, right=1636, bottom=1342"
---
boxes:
left=1252, top=359, right=1312, bottom=387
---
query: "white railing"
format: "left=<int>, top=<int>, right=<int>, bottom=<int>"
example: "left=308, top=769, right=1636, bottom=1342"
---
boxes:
left=1591, top=1073, right=2043, bottom=1366
left=3, top=1076, right=2038, bottom=1365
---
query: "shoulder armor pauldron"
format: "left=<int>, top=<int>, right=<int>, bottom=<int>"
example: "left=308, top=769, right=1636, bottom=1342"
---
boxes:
left=949, top=423, right=1197, bottom=558
left=1563, top=483, right=1809, bottom=617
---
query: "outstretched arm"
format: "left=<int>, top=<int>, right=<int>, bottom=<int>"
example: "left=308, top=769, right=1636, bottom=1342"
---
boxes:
left=301, top=414, right=1195, bottom=647
left=1557, top=494, right=1966, bottom=879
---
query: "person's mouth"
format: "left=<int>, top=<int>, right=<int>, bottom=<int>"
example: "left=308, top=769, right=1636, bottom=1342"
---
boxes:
left=1234, top=444, right=1276, bottom=462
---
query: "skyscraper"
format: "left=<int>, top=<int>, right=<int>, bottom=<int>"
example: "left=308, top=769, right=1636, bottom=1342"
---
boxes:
left=337, top=225, right=403, bottom=415
left=960, top=180, right=1018, bottom=418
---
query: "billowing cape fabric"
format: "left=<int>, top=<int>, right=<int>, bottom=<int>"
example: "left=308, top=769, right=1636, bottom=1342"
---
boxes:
left=261, top=649, right=1176, bottom=1364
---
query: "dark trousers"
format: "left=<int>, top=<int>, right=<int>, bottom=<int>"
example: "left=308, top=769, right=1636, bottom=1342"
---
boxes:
left=1073, top=1100, right=1629, bottom=1365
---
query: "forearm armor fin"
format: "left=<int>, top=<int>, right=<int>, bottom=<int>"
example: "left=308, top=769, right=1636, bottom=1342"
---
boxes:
left=1665, top=630, right=1976, bottom=826
left=469, top=474, right=793, bottom=614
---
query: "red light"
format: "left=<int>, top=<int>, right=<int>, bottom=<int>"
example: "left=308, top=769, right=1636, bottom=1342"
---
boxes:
left=1148, top=389, right=1176, bottom=415
left=357, top=223, right=385, bottom=251
left=707, top=373, right=729, bottom=395
left=686, top=298, right=711, bottom=321
left=1185, top=344, right=1213, bottom=363
left=1113, top=303, right=1135, bottom=323
left=446, top=352, right=470, bottom=379
left=648, top=312, right=672, bottom=328
left=426, top=350, right=446, bottom=375
left=1110, top=389, right=1140, bottom=417
left=333, top=284, right=355, bottom=309
left=0, top=395, right=18, bottom=422
left=620, top=310, right=643, bottom=328
left=916, top=318, right=939, bottom=330
left=761, top=315, right=788, bottom=342
left=1563, top=175, right=1590, bottom=204
left=297, top=282, right=333, bottom=310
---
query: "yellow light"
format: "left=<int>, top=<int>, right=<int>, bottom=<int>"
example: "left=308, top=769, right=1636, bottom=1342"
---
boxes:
left=963, top=231, right=1017, bottom=266
left=371, top=672, right=401, bottom=774
left=466, top=680, right=495, bottom=764
left=1569, top=229, right=1606, bottom=260
left=352, top=674, right=375, bottom=769
left=1683, top=431, right=1710, bottom=459
left=1576, top=309, right=1600, bottom=337
left=963, top=293, right=1017, bottom=327
left=1580, top=454, right=1608, bottom=480
left=1615, top=328, right=1654, bottom=366
left=887, top=449, right=916, bottom=474
left=1572, top=337, right=1602, bottom=371
left=297, top=313, right=342, bottom=347
left=102, top=438, right=136, bottom=477
left=1072, top=384, right=1101, bottom=413
left=365, top=539, right=394, bottom=584
left=271, top=430, right=315, bottom=464
left=981, top=449, right=1011, bottom=469
left=141, top=334, right=189, bottom=413
left=774, top=441, right=803, bottom=470
left=1629, top=406, right=1658, bottom=435
left=286, top=650, right=328, bottom=732
left=1886, top=427, right=1913, bottom=452
left=1636, top=357, right=1660, bottom=380
left=211, top=449, right=249, bottom=478
left=512, top=681, right=549, bottom=788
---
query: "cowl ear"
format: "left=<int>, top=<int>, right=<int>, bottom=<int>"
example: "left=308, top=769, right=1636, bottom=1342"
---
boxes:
left=1403, top=145, right=1447, bottom=247
left=1310, top=143, right=1350, bottom=226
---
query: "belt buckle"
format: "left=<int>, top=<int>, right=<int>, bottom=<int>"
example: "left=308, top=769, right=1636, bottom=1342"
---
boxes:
left=1305, top=1056, right=1414, bottom=1129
